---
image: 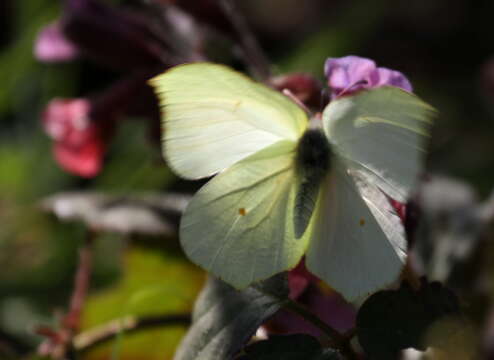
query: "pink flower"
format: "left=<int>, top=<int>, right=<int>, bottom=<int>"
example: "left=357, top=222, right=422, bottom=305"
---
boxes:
left=42, top=99, right=107, bottom=178
left=325, top=55, right=413, bottom=98
left=34, top=22, right=79, bottom=62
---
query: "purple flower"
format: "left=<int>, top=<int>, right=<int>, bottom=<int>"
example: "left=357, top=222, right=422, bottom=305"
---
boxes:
left=34, top=22, right=79, bottom=62
left=324, top=55, right=413, bottom=98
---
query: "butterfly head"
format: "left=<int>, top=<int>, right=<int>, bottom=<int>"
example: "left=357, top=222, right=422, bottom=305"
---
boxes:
left=296, top=128, right=332, bottom=178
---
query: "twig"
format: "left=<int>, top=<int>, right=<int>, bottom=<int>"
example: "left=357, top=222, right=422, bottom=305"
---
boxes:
left=282, top=299, right=345, bottom=345
left=342, top=327, right=357, bottom=340
left=218, top=0, right=271, bottom=81
left=37, top=230, right=96, bottom=359
left=65, top=231, right=95, bottom=332
left=73, top=313, right=191, bottom=351
left=254, top=281, right=357, bottom=359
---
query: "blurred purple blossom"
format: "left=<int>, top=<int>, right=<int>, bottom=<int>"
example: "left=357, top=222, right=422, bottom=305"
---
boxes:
left=325, top=55, right=413, bottom=98
left=60, top=0, right=170, bottom=70
left=34, top=22, right=79, bottom=62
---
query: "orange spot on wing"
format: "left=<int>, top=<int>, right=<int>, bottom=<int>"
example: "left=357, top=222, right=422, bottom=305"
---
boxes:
left=359, top=218, right=365, bottom=226
left=233, top=101, right=241, bottom=111
left=239, top=208, right=247, bottom=216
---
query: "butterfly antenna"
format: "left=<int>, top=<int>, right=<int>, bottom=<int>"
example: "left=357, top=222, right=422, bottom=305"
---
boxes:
left=335, top=80, right=368, bottom=99
left=282, top=88, right=313, bottom=117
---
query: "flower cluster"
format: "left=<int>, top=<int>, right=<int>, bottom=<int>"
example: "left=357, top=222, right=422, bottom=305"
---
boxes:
left=35, top=0, right=206, bottom=177
left=325, top=55, right=412, bottom=98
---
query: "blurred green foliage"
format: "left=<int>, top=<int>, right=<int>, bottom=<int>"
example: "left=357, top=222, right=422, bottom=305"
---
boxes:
left=82, top=246, right=203, bottom=360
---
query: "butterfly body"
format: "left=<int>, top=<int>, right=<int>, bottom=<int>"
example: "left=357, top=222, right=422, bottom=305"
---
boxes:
left=150, top=63, right=435, bottom=302
left=294, top=128, right=332, bottom=238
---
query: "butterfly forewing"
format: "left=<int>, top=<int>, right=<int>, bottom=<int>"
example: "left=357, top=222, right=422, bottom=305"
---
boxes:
left=323, top=87, right=435, bottom=202
left=150, top=63, right=308, bottom=180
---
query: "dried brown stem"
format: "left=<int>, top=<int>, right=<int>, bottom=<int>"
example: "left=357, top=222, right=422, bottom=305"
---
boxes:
left=73, top=313, right=191, bottom=352
left=218, top=0, right=271, bottom=81
left=37, top=230, right=96, bottom=359
left=282, top=299, right=358, bottom=359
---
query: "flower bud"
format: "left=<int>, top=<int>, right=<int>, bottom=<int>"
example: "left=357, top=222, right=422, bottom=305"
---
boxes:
left=34, top=22, right=79, bottom=63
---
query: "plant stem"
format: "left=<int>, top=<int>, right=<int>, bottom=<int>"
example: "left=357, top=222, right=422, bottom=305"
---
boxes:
left=74, top=313, right=191, bottom=352
left=283, top=299, right=344, bottom=345
left=37, top=230, right=96, bottom=359
left=65, top=231, right=95, bottom=332
left=218, top=0, right=271, bottom=81
left=282, top=298, right=358, bottom=359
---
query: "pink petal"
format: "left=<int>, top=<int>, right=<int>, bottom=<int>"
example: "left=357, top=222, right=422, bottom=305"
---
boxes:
left=42, top=98, right=106, bottom=178
left=34, top=22, right=79, bottom=63
left=53, top=138, right=104, bottom=178
left=42, top=98, right=91, bottom=142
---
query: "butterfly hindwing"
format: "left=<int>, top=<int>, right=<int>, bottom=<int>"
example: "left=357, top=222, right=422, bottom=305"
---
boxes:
left=180, top=141, right=310, bottom=288
left=306, top=160, right=406, bottom=301
left=150, top=63, right=308, bottom=179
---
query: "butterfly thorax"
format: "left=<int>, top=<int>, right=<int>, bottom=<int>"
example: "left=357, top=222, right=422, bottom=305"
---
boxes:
left=293, top=129, right=332, bottom=238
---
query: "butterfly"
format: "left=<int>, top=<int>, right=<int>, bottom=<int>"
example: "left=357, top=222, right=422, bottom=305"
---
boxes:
left=150, top=63, right=435, bottom=301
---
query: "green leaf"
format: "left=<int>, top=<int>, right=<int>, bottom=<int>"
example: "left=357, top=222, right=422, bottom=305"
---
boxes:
left=240, top=334, right=342, bottom=360
left=82, top=246, right=204, bottom=360
left=174, top=274, right=289, bottom=360
left=356, top=279, right=461, bottom=359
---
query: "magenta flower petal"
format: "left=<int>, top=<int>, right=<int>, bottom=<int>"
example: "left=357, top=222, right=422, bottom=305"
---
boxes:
left=34, top=22, right=79, bottom=63
left=324, top=55, right=413, bottom=97
left=287, top=259, right=320, bottom=299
